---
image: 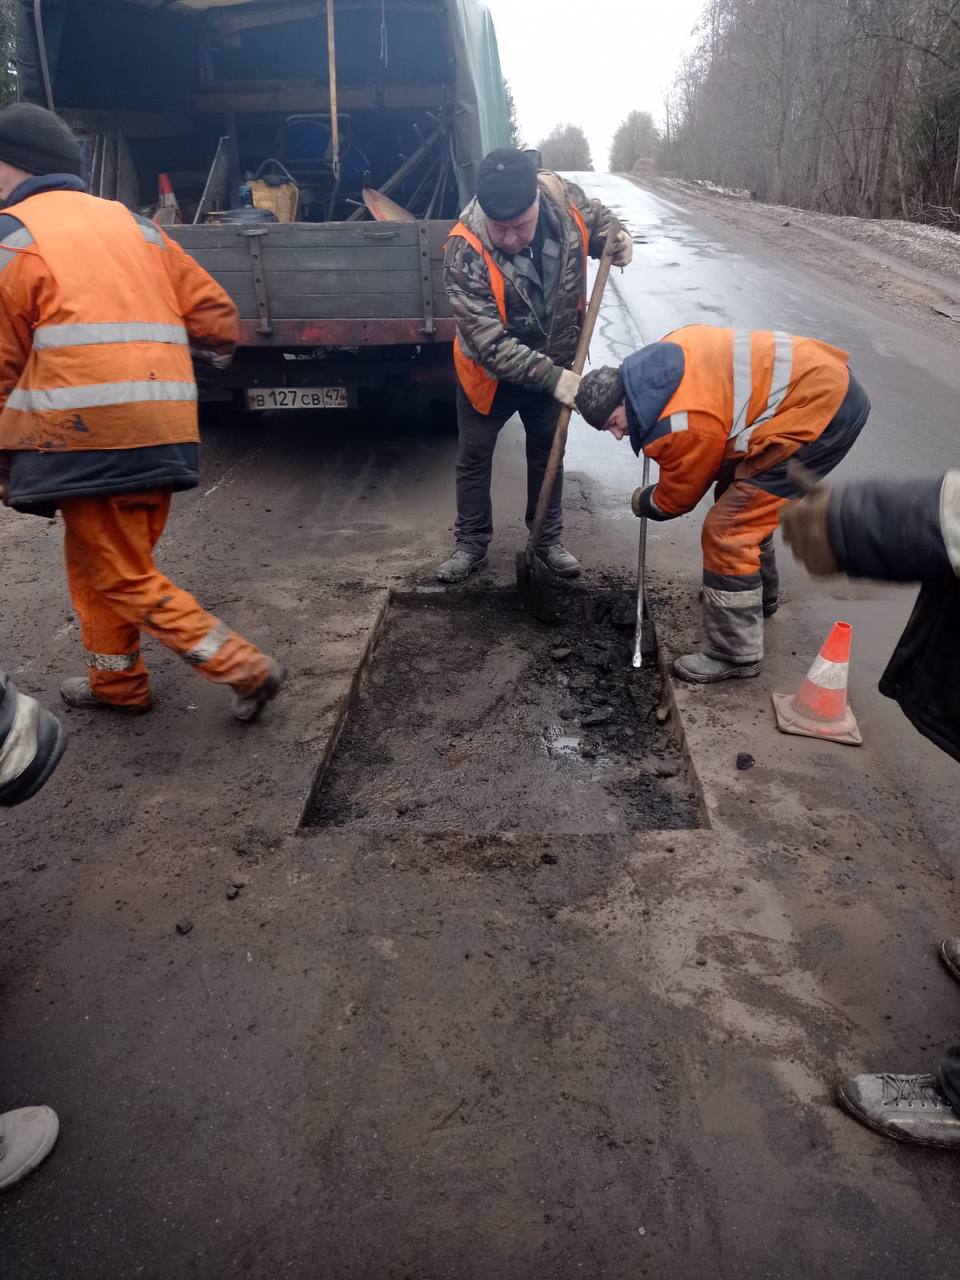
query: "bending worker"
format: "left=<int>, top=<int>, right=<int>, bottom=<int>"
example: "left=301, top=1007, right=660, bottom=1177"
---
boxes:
left=0, top=104, right=281, bottom=720
left=439, top=147, right=632, bottom=583
left=575, top=324, right=869, bottom=683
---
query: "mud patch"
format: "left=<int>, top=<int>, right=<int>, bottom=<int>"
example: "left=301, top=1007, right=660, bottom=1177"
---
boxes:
left=304, top=589, right=701, bottom=833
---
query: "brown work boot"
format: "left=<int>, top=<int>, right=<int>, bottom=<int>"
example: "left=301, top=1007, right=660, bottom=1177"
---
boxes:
left=231, top=659, right=284, bottom=723
left=60, top=678, right=152, bottom=715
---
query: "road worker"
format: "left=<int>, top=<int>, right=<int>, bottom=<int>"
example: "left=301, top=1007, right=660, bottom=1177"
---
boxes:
left=782, top=467, right=960, bottom=1147
left=439, top=147, right=632, bottom=583
left=0, top=104, right=281, bottom=720
left=575, top=324, right=869, bottom=682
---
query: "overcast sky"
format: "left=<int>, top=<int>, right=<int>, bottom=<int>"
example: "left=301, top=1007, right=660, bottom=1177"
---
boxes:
left=483, top=0, right=706, bottom=169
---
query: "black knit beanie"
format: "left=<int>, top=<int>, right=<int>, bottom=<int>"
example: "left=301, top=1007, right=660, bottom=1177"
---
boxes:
left=476, top=148, right=538, bottom=220
left=576, top=366, right=626, bottom=429
left=0, top=103, right=84, bottom=178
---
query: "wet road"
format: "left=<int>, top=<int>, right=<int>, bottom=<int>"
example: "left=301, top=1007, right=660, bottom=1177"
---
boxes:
left=4, top=176, right=960, bottom=1278
left=563, top=173, right=960, bottom=858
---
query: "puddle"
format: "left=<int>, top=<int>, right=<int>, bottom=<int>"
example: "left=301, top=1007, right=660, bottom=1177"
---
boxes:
left=303, top=589, right=702, bottom=834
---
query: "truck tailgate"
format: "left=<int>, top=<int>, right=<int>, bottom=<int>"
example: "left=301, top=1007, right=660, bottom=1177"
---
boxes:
left=169, top=219, right=456, bottom=347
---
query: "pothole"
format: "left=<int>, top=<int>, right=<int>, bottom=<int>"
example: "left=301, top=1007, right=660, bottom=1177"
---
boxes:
left=303, top=588, right=703, bottom=833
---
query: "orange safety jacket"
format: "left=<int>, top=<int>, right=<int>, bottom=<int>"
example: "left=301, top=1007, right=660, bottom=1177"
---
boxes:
left=633, top=325, right=852, bottom=518
left=447, top=205, right=591, bottom=415
left=0, top=190, right=237, bottom=455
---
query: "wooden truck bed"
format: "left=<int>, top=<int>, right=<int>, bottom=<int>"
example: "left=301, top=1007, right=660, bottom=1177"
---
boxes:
left=169, top=219, right=456, bottom=349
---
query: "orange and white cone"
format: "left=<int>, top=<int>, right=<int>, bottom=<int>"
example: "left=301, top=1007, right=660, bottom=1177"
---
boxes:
left=772, top=620, right=862, bottom=746
left=154, top=173, right=181, bottom=225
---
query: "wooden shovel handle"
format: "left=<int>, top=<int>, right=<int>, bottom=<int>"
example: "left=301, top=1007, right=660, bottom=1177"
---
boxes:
left=527, top=221, right=621, bottom=546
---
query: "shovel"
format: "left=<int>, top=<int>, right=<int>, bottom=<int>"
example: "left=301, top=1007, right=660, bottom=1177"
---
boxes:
left=516, top=222, right=620, bottom=622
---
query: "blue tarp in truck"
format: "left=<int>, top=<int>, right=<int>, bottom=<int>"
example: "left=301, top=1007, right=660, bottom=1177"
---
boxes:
left=15, top=0, right=511, bottom=418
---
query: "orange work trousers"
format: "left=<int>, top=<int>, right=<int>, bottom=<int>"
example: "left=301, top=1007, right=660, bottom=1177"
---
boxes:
left=60, top=490, right=272, bottom=708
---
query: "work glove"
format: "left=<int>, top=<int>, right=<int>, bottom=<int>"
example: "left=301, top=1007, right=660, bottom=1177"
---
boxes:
left=612, top=229, right=634, bottom=268
left=631, top=485, right=672, bottom=521
left=190, top=345, right=234, bottom=371
left=554, top=368, right=582, bottom=409
left=779, top=461, right=841, bottom=576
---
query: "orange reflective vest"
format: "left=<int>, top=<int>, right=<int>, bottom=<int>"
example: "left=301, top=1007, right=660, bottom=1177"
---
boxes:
left=0, top=191, right=237, bottom=453
left=448, top=205, right=591, bottom=414
left=646, top=325, right=852, bottom=517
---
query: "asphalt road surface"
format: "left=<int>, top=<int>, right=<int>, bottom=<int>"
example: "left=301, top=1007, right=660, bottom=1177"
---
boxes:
left=2, top=176, right=959, bottom=1278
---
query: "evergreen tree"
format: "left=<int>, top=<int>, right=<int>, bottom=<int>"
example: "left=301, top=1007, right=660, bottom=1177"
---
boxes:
left=538, top=123, right=593, bottom=172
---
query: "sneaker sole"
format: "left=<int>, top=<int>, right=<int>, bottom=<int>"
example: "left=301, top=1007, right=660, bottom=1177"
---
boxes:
left=834, top=1081, right=960, bottom=1149
left=673, top=662, right=762, bottom=685
left=437, top=555, right=488, bottom=584
left=939, top=941, right=960, bottom=985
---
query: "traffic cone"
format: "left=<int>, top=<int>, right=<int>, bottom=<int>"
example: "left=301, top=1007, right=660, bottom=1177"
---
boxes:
left=154, top=173, right=181, bottom=225
left=772, top=620, right=862, bottom=746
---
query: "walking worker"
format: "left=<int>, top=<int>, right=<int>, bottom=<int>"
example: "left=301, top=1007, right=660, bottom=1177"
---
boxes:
left=439, top=147, right=632, bottom=583
left=0, top=104, right=281, bottom=720
left=575, top=324, right=869, bottom=683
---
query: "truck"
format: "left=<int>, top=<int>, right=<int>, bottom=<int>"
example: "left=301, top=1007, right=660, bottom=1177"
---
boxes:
left=14, top=0, right=511, bottom=420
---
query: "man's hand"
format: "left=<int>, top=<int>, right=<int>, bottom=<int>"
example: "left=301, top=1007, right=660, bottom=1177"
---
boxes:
left=612, top=229, right=634, bottom=268
left=554, top=368, right=582, bottom=409
left=780, top=461, right=841, bottom=576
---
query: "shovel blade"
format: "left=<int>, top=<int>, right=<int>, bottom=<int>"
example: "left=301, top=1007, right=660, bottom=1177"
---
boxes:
left=515, top=549, right=560, bottom=624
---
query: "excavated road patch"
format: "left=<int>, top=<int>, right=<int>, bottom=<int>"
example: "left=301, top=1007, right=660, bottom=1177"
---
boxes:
left=305, top=588, right=701, bottom=833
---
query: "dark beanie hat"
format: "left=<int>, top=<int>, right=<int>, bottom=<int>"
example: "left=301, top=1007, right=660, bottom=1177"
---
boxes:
left=476, top=148, right=538, bottom=220
left=0, top=103, right=84, bottom=178
left=576, top=366, right=626, bottom=429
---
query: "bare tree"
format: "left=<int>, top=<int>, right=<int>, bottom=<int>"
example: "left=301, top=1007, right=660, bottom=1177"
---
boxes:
left=609, top=111, right=661, bottom=173
left=663, top=0, right=960, bottom=225
left=538, top=123, right=594, bottom=172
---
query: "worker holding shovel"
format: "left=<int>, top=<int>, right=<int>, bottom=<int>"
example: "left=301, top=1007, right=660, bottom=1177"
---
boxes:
left=575, top=325, right=870, bottom=683
left=439, top=148, right=632, bottom=584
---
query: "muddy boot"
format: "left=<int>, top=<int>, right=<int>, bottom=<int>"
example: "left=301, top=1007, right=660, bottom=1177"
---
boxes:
left=0, top=678, right=67, bottom=807
left=940, top=938, right=960, bottom=983
left=232, top=659, right=284, bottom=723
left=0, top=1106, right=60, bottom=1190
left=536, top=544, right=581, bottom=578
left=835, top=1073, right=960, bottom=1148
left=760, top=535, right=780, bottom=617
left=436, top=547, right=488, bottom=584
left=673, top=653, right=761, bottom=684
left=60, top=677, right=152, bottom=716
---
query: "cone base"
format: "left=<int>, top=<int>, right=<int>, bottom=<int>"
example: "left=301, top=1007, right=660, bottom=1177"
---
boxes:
left=771, top=692, right=863, bottom=747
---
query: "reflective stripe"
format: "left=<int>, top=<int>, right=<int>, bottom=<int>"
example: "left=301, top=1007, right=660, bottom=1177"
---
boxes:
left=669, top=411, right=689, bottom=433
left=33, top=322, right=189, bottom=351
left=184, top=620, right=230, bottom=667
left=805, top=655, right=849, bottom=690
left=135, top=218, right=166, bottom=248
left=84, top=649, right=140, bottom=672
left=0, top=688, right=40, bottom=786
left=7, top=380, right=198, bottom=412
left=729, top=329, right=753, bottom=452
left=941, top=471, right=960, bottom=575
left=0, top=227, right=34, bottom=272
left=741, top=330, right=794, bottom=451
left=702, top=585, right=763, bottom=609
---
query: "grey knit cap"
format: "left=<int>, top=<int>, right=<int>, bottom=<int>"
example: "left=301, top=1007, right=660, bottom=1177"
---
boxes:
left=576, top=366, right=625, bottom=429
left=0, top=104, right=84, bottom=178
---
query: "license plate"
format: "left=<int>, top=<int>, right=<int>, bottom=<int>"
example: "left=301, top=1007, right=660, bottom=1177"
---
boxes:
left=245, top=386, right=349, bottom=411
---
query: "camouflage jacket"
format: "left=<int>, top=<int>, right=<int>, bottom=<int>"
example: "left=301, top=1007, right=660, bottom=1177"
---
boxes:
left=443, top=171, right=617, bottom=396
